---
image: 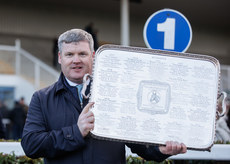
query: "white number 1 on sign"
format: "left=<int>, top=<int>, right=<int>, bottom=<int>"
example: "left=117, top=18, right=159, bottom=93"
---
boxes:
left=157, top=18, right=175, bottom=50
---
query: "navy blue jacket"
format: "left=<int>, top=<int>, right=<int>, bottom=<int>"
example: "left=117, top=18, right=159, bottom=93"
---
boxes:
left=21, top=73, right=169, bottom=164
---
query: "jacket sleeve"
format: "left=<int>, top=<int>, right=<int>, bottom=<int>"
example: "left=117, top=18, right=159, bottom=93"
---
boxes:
left=126, top=143, right=170, bottom=162
left=21, top=92, right=85, bottom=159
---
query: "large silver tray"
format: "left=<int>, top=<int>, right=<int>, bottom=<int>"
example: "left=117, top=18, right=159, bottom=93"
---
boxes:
left=89, top=44, right=220, bottom=151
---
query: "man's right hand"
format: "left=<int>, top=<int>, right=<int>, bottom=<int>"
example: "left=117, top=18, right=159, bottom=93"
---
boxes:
left=77, top=102, right=95, bottom=137
left=159, top=141, right=187, bottom=155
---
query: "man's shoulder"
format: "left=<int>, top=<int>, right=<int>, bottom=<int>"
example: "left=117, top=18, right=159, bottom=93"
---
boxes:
left=35, top=82, right=59, bottom=97
left=33, top=73, right=66, bottom=99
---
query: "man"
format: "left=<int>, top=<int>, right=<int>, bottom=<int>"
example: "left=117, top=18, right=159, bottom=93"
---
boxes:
left=10, top=101, right=27, bottom=140
left=0, top=110, right=5, bottom=139
left=21, top=29, right=186, bottom=164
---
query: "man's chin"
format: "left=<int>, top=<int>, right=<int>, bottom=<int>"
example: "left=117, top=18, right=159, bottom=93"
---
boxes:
left=71, top=71, right=88, bottom=81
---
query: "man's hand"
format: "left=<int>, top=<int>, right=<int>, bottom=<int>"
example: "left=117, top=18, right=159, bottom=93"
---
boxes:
left=159, top=141, right=187, bottom=155
left=77, top=102, right=95, bottom=137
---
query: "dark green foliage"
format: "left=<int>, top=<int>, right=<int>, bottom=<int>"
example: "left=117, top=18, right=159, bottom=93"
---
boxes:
left=126, top=155, right=173, bottom=164
left=0, top=152, right=43, bottom=164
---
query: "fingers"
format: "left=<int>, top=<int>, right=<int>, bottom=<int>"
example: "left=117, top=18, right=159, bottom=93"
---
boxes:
left=78, top=115, right=94, bottom=137
left=77, top=102, right=95, bottom=137
left=181, top=143, right=187, bottom=153
left=159, top=141, right=187, bottom=155
left=81, top=102, right=94, bottom=114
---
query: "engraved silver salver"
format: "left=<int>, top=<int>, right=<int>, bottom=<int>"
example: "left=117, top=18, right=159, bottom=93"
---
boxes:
left=89, top=44, right=221, bottom=151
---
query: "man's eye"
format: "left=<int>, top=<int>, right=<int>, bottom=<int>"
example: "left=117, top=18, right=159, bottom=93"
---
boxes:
left=80, top=53, right=87, bottom=56
left=66, top=53, right=73, bottom=57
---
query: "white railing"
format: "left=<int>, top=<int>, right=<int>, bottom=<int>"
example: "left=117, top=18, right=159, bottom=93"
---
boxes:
left=0, top=142, right=229, bottom=161
left=170, top=144, right=230, bottom=161
left=0, top=142, right=25, bottom=156
left=126, top=144, right=230, bottom=161
left=0, top=39, right=59, bottom=90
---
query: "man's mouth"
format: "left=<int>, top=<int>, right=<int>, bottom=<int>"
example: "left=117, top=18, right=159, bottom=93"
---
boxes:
left=72, top=66, right=82, bottom=70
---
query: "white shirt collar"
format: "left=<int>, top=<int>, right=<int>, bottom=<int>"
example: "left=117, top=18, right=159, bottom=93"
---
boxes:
left=65, top=77, right=81, bottom=87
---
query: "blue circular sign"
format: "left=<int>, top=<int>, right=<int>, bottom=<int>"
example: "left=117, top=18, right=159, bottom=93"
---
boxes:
left=143, top=9, right=192, bottom=52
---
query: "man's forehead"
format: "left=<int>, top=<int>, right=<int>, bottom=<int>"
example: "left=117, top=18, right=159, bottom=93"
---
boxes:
left=62, top=41, right=91, bottom=53
left=62, top=41, right=89, bottom=47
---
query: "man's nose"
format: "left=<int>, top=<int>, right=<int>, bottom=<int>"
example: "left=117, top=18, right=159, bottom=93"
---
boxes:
left=73, top=55, right=81, bottom=63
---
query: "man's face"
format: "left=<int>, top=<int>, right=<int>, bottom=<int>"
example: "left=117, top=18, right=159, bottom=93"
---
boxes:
left=58, top=41, right=94, bottom=84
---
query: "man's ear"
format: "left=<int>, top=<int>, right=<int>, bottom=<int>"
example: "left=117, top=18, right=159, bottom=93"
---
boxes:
left=58, top=52, right=61, bottom=64
left=92, top=51, right=95, bottom=58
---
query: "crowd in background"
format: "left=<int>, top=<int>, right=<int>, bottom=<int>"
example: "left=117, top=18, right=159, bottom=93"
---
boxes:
left=0, top=97, right=28, bottom=140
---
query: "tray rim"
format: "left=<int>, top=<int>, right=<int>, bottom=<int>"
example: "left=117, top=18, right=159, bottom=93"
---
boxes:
left=90, top=44, right=221, bottom=151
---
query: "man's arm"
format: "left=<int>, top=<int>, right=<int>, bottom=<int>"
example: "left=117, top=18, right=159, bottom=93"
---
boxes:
left=21, top=92, right=86, bottom=159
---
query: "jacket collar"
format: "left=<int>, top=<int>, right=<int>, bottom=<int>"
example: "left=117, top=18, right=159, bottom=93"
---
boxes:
left=55, top=72, right=68, bottom=94
left=55, top=72, right=83, bottom=112
left=55, top=72, right=91, bottom=105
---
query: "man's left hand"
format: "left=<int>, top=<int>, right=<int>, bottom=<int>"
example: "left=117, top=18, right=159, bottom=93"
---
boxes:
left=159, top=141, right=187, bottom=155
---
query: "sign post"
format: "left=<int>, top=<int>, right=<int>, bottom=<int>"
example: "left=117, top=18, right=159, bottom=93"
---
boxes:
left=143, top=9, right=192, bottom=52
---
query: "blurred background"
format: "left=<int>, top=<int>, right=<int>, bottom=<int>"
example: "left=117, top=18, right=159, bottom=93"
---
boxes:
left=0, top=0, right=230, bottom=139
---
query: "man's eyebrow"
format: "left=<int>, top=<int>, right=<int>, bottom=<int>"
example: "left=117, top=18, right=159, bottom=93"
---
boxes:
left=64, top=51, right=72, bottom=54
left=63, top=50, right=89, bottom=54
left=79, top=50, right=90, bottom=54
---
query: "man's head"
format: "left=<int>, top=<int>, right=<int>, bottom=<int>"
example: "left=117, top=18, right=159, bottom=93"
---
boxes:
left=58, top=29, right=94, bottom=53
left=19, top=97, right=25, bottom=104
left=58, top=29, right=95, bottom=84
